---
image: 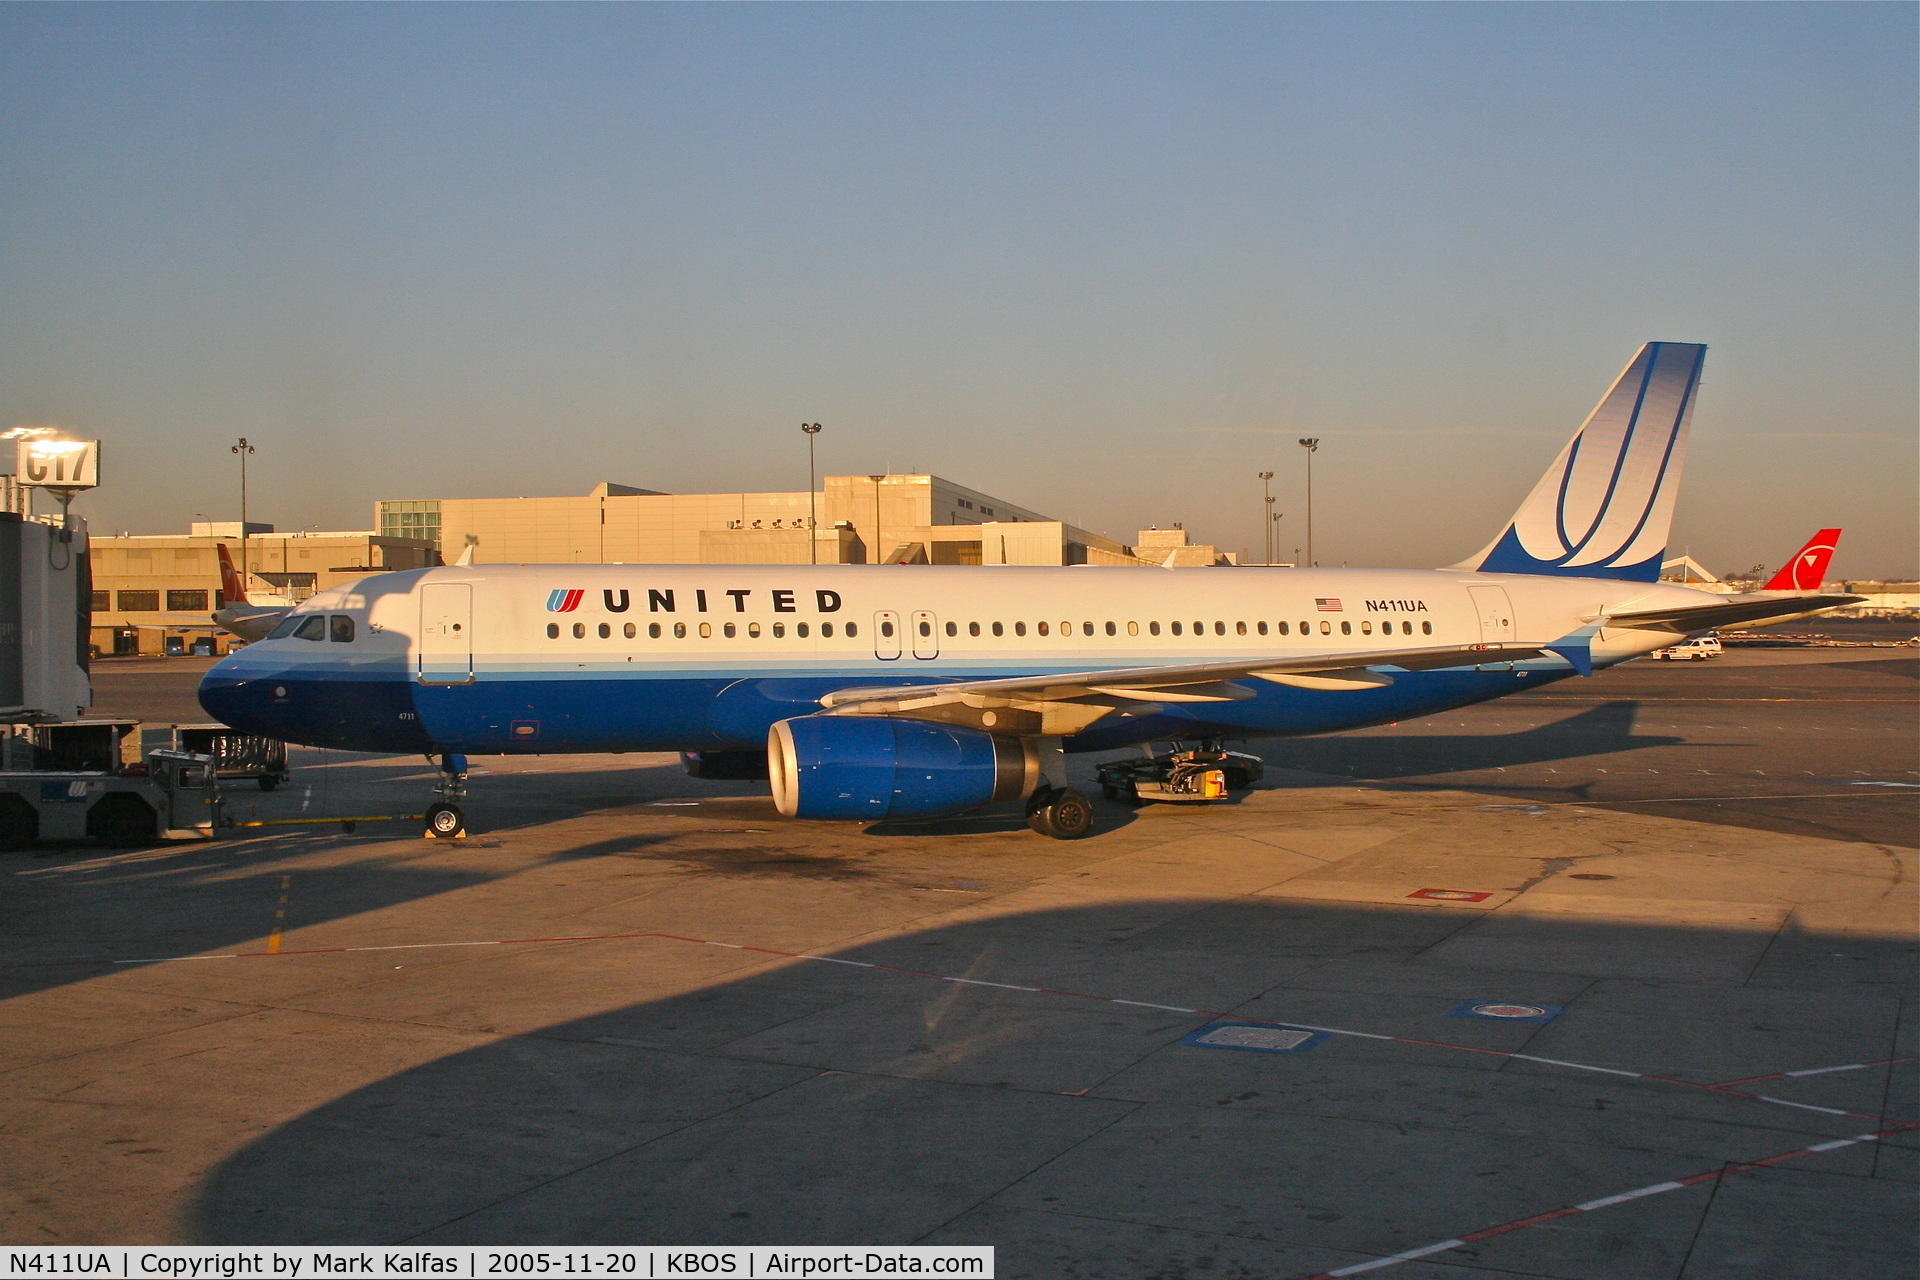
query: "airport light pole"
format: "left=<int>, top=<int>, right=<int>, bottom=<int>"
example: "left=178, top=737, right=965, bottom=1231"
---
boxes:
left=1297, top=437, right=1319, bottom=567
left=801, top=424, right=822, bottom=564
left=231, top=438, right=254, bottom=590
left=1258, top=471, right=1274, bottom=565
left=868, top=475, right=885, bottom=565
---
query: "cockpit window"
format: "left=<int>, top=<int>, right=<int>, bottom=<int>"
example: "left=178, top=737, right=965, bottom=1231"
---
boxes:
left=293, top=615, right=328, bottom=641
left=267, top=616, right=302, bottom=640
left=330, top=615, right=355, bottom=643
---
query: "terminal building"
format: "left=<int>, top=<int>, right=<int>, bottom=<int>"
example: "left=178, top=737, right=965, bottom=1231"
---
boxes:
left=86, top=524, right=437, bottom=657
left=86, top=474, right=1236, bottom=658
left=376, top=474, right=1235, bottom=570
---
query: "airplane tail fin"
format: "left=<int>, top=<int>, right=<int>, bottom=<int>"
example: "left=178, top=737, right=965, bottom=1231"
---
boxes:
left=215, top=543, right=251, bottom=606
left=1450, top=341, right=1708, bottom=582
left=1762, top=528, right=1841, bottom=591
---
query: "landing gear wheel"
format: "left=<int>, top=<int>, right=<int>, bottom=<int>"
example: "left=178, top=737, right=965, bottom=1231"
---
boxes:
left=1028, top=787, right=1095, bottom=840
left=424, top=802, right=466, bottom=839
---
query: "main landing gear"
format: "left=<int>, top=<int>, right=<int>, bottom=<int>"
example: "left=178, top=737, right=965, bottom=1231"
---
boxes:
left=423, top=753, right=468, bottom=839
left=1024, top=736, right=1094, bottom=839
left=1026, top=785, right=1095, bottom=840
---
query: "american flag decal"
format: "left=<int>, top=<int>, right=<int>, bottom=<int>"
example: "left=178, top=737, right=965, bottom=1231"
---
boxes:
left=1315, top=597, right=1343, bottom=612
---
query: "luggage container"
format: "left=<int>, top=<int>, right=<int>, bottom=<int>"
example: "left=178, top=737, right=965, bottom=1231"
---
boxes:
left=1097, top=745, right=1264, bottom=805
left=141, top=724, right=290, bottom=790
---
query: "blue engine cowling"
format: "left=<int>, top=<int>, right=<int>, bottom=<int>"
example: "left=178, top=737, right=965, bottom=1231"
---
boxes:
left=769, top=716, right=1039, bottom=820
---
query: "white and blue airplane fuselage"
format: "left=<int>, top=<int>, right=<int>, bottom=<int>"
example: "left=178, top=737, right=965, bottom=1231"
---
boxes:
left=200, top=562, right=1708, bottom=756
left=199, top=343, right=1856, bottom=833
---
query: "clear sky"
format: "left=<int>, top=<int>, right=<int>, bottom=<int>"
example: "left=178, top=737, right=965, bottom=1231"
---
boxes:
left=3, top=2, right=1913, bottom=577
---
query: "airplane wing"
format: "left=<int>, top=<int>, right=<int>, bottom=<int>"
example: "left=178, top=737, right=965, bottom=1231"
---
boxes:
left=816, top=641, right=1541, bottom=736
left=1602, top=592, right=1863, bottom=633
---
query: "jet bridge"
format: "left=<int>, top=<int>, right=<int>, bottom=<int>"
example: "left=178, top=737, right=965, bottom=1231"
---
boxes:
left=0, top=510, right=91, bottom=724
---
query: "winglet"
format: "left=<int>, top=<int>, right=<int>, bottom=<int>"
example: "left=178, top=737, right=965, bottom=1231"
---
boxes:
left=1761, top=529, right=1841, bottom=591
left=1451, top=342, right=1708, bottom=582
left=215, top=543, right=250, bottom=606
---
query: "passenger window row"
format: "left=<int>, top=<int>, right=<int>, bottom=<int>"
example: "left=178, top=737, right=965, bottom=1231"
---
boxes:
left=547, top=621, right=860, bottom=640
left=543, top=617, right=1434, bottom=641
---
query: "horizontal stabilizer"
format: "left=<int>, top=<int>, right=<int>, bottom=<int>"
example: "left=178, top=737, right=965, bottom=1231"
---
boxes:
left=1605, top=592, right=1863, bottom=633
left=1454, top=342, right=1707, bottom=582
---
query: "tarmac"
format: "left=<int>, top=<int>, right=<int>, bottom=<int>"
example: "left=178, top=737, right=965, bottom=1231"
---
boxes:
left=1, top=643, right=1913, bottom=1277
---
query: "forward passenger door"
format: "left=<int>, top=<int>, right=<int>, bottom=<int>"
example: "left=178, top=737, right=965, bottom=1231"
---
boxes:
left=418, top=583, right=474, bottom=684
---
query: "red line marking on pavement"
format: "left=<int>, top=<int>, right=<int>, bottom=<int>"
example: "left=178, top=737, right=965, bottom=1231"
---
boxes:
left=1291, top=1124, right=1920, bottom=1279
left=2, top=928, right=1896, bottom=1124
left=1706, top=1056, right=1917, bottom=1088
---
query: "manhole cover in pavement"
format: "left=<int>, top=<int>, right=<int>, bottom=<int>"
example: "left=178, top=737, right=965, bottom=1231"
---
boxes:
left=1449, top=1000, right=1565, bottom=1022
left=1182, top=1022, right=1330, bottom=1054
left=1408, top=888, right=1494, bottom=902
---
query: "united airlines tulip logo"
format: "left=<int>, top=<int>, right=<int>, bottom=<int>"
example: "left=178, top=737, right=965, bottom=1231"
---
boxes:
left=545, top=589, right=585, bottom=613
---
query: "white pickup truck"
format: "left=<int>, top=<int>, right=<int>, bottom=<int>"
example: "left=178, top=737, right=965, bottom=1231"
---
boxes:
left=1651, top=634, right=1723, bottom=661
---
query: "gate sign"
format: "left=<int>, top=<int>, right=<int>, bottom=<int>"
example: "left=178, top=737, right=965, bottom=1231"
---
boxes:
left=16, top=438, right=99, bottom=489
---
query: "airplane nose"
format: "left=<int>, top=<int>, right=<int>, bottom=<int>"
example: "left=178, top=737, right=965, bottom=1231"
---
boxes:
left=197, top=661, right=273, bottom=733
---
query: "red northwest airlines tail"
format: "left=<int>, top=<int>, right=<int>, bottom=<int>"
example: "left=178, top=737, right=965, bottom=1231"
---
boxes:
left=216, top=543, right=251, bottom=606
left=1762, top=529, right=1842, bottom=591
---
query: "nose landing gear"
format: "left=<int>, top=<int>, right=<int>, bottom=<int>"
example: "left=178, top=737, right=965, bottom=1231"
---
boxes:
left=423, top=753, right=468, bottom=839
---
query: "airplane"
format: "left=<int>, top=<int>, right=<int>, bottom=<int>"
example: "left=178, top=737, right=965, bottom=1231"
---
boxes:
left=198, top=342, right=1862, bottom=840
left=209, top=543, right=295, bottom=642
left=1762, top=528, right=1842, bottom=592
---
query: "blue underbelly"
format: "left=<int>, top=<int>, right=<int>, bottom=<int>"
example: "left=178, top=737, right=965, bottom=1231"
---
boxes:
left=198, top=663, right=1575, bottom=755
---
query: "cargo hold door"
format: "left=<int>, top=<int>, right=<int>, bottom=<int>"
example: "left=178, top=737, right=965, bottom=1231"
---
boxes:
left=418, top=583, right=474, bottom=684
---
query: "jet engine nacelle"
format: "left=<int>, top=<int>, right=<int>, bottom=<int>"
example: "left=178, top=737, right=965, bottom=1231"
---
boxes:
left=768, top=716, right=1040, bottom=821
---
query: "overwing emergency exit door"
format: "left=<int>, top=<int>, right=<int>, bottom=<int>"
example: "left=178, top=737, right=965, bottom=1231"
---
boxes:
left=418, top=583, right=474, bottom=684
left=911, top=610, right=939, bottom=659
left=873, top=610, right=902, bottom=660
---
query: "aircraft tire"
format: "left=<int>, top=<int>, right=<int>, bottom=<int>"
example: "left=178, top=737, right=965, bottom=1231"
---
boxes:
left=424, top=802, right=466, bottom=839
left=1028, top=788, right=1095, bottom=840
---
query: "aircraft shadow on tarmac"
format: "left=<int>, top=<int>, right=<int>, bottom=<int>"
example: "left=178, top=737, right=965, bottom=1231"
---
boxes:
left=0, top=705, right=1676, bottom=1005
left=1255, top=699, right=1685, bottom=785
left=180, top=898, right=1917, bottom=1267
